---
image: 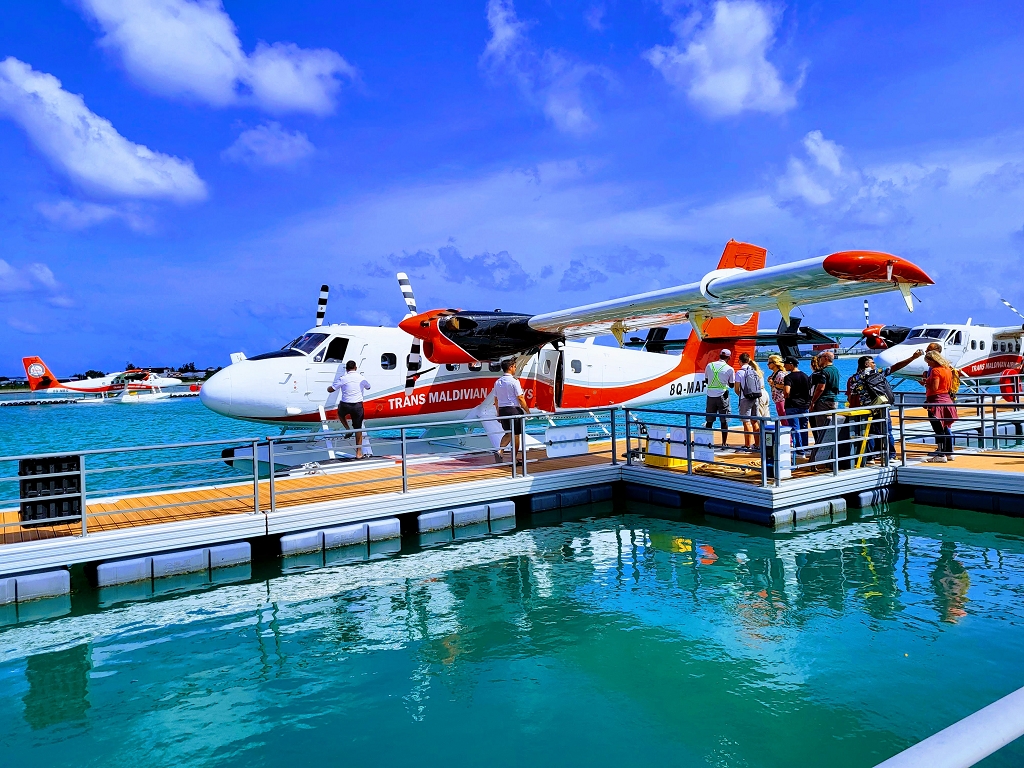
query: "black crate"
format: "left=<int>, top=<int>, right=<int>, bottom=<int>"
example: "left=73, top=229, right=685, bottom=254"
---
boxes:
left=20, top=497, right=81, bottom=525
left=20, top=475, right=80, bottom=499
left=18, top=455, right=81, bottom=476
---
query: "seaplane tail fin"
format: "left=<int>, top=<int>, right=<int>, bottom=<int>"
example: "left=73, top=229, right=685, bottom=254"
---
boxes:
left=22, top=356, right=59, bottom=391
left=680, top=240, right=765, bottom=373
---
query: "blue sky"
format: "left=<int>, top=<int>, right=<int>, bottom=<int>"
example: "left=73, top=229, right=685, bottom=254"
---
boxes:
left=1, top=0, right=1023, bottom=375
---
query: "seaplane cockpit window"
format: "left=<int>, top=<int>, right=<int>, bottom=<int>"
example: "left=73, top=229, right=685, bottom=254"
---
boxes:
left=381, top=353, right=397, bottom=370
left=908, top=328, right=949, bottom=340
left=250, top=332, right=329, bottom=361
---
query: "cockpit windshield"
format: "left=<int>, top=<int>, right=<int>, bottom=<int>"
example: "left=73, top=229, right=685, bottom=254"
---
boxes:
left=907, top=327, right=951, bottom=340
left=249, top=332, right=329, bottom=361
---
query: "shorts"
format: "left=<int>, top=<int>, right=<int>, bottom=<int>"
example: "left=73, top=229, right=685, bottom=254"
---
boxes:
left=498, top=405, right=525, bottom=434
left=738, top=397, right=758, bottom=418
left=337, top=402, right=365, bottom=429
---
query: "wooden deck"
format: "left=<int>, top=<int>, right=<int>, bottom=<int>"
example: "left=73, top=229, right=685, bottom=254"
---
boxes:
left=0, top=447, right=612, bottom=547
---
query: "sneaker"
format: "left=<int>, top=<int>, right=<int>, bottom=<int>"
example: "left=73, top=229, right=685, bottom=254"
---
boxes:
left=493, top=451, right=503, bottom=464
left=925, top=454, right=948, bottom=463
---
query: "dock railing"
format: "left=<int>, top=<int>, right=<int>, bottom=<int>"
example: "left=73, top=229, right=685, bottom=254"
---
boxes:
left=894, top=374, right=1024, bottom=464
left=0, top=400, right=893, bottom=545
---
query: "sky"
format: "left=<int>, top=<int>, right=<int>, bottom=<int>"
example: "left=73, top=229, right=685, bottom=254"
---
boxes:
left=1, top=0, right=1024, bottom=376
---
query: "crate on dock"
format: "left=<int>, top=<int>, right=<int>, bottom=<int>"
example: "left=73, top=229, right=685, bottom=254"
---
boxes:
left=17, top=454, right=82, bottom=525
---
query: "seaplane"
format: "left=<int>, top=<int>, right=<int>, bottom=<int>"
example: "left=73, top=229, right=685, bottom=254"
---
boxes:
left=200, top=241, right=932, bottom=470
left=21, top=357, right=183, bottom=396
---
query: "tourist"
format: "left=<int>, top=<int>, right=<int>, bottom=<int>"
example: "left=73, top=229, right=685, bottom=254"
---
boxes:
left=704, top=349, right=735, bottom=448
left=734, top=352, right=765, bottom=450
left=924, top=350, right=958, bottom=462
left=767, top=354, right=787, bottom=418
left=782, top=356, right=811, bottom=452
left=492, top=358, right=530, bottom=466
left=809, top=350, right=841, bottom=446
left=327, top=360, right=372, bottom=459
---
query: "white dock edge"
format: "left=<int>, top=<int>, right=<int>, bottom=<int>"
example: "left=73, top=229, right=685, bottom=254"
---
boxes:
left=15, top=570, right=71, bottom=601
left=453, top=505, right=488, bottom=527
left=488, top=501, right=515, bottom=521
left=367, top=518, right=401, bottom=542
left=323, top=523, right=367, bottom=550
left=207, top=542, right=251, bottom=568
left=152, top=549, right=210, bottom=578
left=875, top=684, right=1024, bottom=767
left=417, top=511, right=452, bottom=533
left=97, top=557, right=152, bottom=587
left=280, top=530, right=324, bottom=556
left=0, top=576, right=15, bottom=605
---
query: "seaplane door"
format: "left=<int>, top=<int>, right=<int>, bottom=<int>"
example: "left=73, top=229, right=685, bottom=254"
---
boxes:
left=534, top=347, right=561, bottom=411
left=306, top=336, right=351, bottom=404
left=946, top=329, right=965, bottom=366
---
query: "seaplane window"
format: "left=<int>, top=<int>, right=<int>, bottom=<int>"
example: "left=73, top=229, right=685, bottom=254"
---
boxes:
left=980, top=340, right=986, bottom=350
left=544, top=359, right=552, bottom=374
left=380, top=353, right=397, bottom=370
left=445, top=363, right=461, bottom=372
left=250, top=332, right=329, bottom=361
left=971, top=340, right=977, bottom=350
left=488, top=362, right=502, bottom=372
left=319, top=337, right=349, bottom=363
left=571, top=359, right=583, bottom=374
left=952, top=331, right=962, bottom=345
left=908, top=329, right=924, bottom=339
left=469, top=362, right=483, bottom=371
left=922, top=328, right=948, bottom=339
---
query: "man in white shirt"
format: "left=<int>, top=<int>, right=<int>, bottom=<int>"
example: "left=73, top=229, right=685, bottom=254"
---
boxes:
left=491, top=358, right=529, bottom=466
left=327, top=360, right=372, bottom=459
left=704, top=349, right=735, bottom=448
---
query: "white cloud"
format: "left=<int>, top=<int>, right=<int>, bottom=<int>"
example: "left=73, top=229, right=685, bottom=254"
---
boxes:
left=36, top=199, right=154, bottom=232
left=585, top=5, right=606, bottom=32
left=646, top=0, right=802, bottom=116
left=7, top=318, right=43, bottom=334
left=79, top=0, right=357, bottom=115
left=481, top=0, right=609, bottom=134
left=0, top=259, right=73, bottom=309
left=222, top=122, right=315, bottom=167
left=0, top=57, right=206, bottom=202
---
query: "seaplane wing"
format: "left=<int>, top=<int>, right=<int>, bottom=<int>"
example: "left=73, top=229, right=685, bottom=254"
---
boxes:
left=528, top=246, right=932, bottom=342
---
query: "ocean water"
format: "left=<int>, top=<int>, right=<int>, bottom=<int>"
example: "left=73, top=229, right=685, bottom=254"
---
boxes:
left=1, top=504, right=1023, bottom=767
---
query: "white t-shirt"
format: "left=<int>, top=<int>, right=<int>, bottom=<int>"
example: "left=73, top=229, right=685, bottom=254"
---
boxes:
left=492, top=374, right=524, bottom=408
left=704, top=360, right=735, bottom=397
left=331, top=370, right=371, bottom=403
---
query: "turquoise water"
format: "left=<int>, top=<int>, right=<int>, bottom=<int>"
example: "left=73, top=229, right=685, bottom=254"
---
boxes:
left=1, top=503, right=1024, bottom=766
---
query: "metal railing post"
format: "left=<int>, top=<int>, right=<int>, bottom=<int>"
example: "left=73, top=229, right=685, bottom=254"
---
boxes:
left=832, top=410, right=840, bottom=476
left=759, top=418, right=767, bottom=487
left=267, top=438, right=276, bottom=514
left=980, top=395, right=987, bottom=452
left=775, top=415, right=782, bottom=488
left=251, top=440, right=260, bottom=512
left=80, top=454, right=87, bottom=537
left=520, top=414, right=529, bottom=477
left=685, top=412, right=693, bottom=475
left=899, top=401, right=907, bottom=466
left=624, top=408, right=633, bottom=466
left=993, top=393, right=1000, bottom=450
left=610, top=408, right=618, bottom=465
left=400, top=428, right=408, bottom=493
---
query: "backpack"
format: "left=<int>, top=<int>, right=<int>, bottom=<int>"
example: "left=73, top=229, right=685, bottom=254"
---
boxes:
left=860, top=369, right=894, bottom=404
left=741, top=367, right=764, bottom=401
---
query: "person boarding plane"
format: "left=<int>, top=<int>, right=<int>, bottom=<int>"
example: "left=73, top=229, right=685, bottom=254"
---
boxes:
left=199, top=241, right=932, bottom=466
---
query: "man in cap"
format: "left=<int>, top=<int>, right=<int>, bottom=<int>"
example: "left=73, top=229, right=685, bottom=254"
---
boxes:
left=704, top=349, right=736, bottom=448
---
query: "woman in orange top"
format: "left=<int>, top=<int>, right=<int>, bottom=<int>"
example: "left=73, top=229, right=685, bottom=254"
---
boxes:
left=925, top=351, right=958, bottom=462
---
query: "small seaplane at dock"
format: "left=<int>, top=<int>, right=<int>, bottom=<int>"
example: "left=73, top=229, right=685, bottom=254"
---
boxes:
left=21, top=357, right=183, bottom=396
left=199, top=241, right=933, bottom=470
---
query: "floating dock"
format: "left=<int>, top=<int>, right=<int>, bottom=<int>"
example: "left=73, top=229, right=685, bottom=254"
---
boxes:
left=2, top=400, right=1024, bottom=616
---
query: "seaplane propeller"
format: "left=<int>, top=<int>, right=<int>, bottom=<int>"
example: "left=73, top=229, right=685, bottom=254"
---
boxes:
left=857, top=298, right=911, bottom=350
left=397, top=272, right=424, bottom=392
left=1002, top=298, right=1024, bottom=324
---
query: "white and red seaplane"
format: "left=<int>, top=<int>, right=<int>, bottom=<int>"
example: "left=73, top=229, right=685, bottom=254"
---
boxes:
left=200, top=241, right=932, bottom=468
left=20, top=357, right=183, bottom=397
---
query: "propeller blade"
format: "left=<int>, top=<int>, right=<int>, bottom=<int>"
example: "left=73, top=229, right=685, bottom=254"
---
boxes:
left=397, top=272, right=417, bottom=317
left=397, top=273, right=422, bottom=391
left=315, top=284, right=329, bottom=327
left=1002, top=298, right=1024, bottom=321
left=863, top=298, right=870, bottom=328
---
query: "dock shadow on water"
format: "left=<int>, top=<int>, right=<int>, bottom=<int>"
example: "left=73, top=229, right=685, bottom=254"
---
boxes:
left=2, top=501, right=1024, bottom=767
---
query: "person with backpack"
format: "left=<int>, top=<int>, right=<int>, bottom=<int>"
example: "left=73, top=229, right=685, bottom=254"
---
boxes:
left=704, top=349, right=735, bottom=448
left=734, top=352, right=765, bottom=450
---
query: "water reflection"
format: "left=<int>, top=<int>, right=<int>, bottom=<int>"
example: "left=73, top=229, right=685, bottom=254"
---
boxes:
left=23, top=644, right=90, bottom=729
left=932, top=541, right=971, bottom=623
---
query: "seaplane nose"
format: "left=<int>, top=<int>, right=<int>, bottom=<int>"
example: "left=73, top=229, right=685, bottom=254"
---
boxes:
left=199, top=368, right=232, bottom=414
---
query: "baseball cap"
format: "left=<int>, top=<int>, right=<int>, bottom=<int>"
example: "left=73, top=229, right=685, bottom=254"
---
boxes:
left=719, top=349, right=731, bottom=358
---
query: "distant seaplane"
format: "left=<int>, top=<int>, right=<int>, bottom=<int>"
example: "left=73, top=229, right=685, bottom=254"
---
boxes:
left=21, top=357, right=183, bottom=396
